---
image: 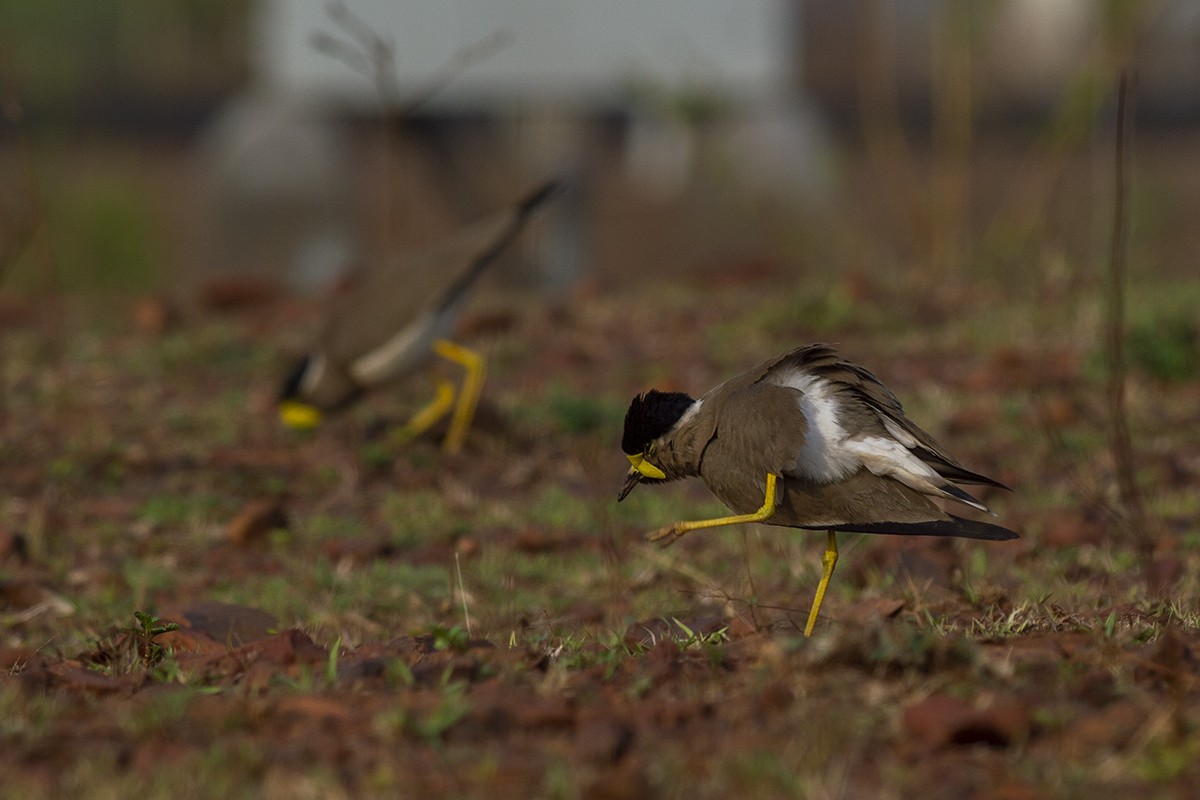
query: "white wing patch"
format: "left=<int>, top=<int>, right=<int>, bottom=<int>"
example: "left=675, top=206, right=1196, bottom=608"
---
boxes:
left=300, top=352, right=329, bottom=396
left=882, top=416, right=917, bottom=448
left=772, top=370, right=858, bottom=481
left=349, top=312, right=436, bottom=385
left=843, top=436, right=941, bottom=489
left=772, top=369, right=986, bottom=510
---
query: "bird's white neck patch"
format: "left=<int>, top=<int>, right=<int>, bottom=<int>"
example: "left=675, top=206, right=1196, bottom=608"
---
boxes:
left=301, top=353, right=329, bottom=396
left=672, top=398, right=703, bottom=431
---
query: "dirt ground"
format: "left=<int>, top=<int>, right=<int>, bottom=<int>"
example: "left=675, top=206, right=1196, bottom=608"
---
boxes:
left=3, top=133, right=1200, bottom=799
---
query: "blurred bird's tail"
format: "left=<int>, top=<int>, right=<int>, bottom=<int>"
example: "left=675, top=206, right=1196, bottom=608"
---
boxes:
left=436, top=179, right=565, bottom=312
left=516, top=179, right=564, bottom=218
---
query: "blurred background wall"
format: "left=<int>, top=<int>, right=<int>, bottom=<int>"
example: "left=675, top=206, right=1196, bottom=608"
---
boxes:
left=1, top=0, right=1198, bottom=307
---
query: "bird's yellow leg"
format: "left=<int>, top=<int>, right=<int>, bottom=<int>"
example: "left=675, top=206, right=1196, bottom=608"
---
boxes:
left=433, top=339, right=485, bottom=454
left=803, top=531, right=839, bottom=637
left=392, top=375, right=456, bottom=445
left=648, top=473, right=778, bottom=546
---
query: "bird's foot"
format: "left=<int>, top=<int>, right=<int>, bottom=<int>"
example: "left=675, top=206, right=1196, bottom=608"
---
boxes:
left=390, top=425, right=418, bottom=445
left=646, top=524, right=686, bottom=547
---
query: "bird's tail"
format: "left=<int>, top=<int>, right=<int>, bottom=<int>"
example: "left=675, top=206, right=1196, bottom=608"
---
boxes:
left=435, top=179, right=564, bottom=313
left=516, top=179, right=564, bottom=218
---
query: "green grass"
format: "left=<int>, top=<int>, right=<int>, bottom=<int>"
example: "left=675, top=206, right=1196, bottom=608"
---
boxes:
left=137, top=494, right=224, bottom=527
left=8, top=173, right=168, bottom=294
left=379, top=488, right=475, bottom=545
left=508, top=383, right=629, bottom=438
left=1126, top=314, right=1199, bottom=382
left=6, top=266, right=1200, bottom=799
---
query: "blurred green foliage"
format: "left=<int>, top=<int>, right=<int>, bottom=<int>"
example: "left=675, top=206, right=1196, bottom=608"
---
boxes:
left=0, top=0, right=247, bottom=108
left=1127, top=315, right=1199, bottom=382
left=51, top=174, right=167, bottom=292
left=5, top=172, right=166, bottom=293
left=544, top=385, right=623, bottom=436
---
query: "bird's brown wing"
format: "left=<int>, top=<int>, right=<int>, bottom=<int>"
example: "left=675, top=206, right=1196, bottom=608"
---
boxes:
left=772, top=468, right=948, bottom=528
left=720, top=343, right=845, bottom=394
left=768, top=344, right=1008, bottom=490
left=767, top=465, right=1017, bottom=538
left=696, top=382, right=809, bottom=516
left=682, top=348, right=825, bottom=475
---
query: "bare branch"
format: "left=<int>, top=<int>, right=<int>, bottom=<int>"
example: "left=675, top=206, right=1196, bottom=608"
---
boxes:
left=309, top=3, right=513, bottom=258
left=399, top=29, right=515, bottom=117
left=326, top=0, right=392, bottom=64
left=309, top=32, right=376, bottom=83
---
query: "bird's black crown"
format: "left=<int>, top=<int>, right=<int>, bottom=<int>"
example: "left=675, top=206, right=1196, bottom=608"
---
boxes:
left=621, top=390, right=695, bottom=455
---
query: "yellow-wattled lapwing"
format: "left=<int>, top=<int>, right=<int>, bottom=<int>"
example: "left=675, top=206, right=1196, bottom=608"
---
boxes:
left=618, top=343, right=1017, bottom=636
left=279, top=180, right=560, bottom=453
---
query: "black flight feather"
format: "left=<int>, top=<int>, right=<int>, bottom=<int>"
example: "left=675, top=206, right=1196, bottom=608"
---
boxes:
left=805, top=516, right=1019, bottom=541
left=435, top=179, right=564, bottom=314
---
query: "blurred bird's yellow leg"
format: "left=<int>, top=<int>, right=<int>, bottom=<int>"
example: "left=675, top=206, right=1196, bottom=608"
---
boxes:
left=433, top=339, right=485, bottom=454
left=393, top=376, right=456, bottom=445
left=648, top=473, right=778, bottom=546
left=803, top=531, right=839, bottom=637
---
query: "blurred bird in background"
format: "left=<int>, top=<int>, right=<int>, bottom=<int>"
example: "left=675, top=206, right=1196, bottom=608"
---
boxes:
left=279, top=180, right=561, bottom=453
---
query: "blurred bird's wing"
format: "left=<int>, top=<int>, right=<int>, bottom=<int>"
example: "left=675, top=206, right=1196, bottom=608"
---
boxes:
left=320, top=181, right=561, bottom=378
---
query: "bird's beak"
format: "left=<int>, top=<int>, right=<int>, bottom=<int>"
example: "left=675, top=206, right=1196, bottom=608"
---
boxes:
left=618, top=469, right=641, bottom=502
left=279, top=401, right=323, bottom=430
left=618, top=453, right=666, bottom=501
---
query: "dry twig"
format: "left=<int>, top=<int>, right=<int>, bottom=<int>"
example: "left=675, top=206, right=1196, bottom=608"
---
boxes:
left=311, top=0, right=512, bottom=258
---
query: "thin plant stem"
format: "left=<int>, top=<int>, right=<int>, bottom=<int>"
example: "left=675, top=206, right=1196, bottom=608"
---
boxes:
left=1104, top=70, right=1154, bottom=594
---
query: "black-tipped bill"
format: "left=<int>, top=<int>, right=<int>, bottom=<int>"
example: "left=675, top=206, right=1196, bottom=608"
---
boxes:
left=618, top=470, right=641, bottom=502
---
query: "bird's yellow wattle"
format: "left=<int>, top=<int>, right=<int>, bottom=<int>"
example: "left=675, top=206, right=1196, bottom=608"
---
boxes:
left=627, top=453, right=666, bottom=480
left=279, top=401, right=323, bottom=430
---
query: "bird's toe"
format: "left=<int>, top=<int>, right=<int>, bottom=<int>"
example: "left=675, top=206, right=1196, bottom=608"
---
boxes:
left=646, top=525, right=684, bottom=547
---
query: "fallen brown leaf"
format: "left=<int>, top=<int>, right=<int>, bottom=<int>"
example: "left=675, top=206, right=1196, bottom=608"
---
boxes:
left=842, top=597, right=906, bottom=626
left=227, top=499, right=288, bottom=546
left=902, top=692, right=1031, bottom=751
left=165, top=600, right=279, bottom=647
